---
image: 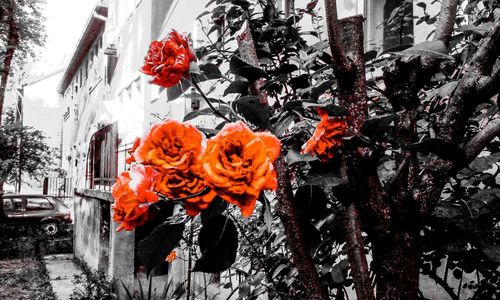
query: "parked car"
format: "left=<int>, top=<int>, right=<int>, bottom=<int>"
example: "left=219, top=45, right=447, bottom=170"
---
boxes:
left=1, top=195, right=72, bottom=236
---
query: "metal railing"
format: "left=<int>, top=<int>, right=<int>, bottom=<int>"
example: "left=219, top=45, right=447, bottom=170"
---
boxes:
left=42, top=177, right=74, bottom=198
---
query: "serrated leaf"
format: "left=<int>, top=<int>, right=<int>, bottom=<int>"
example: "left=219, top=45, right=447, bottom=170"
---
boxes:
left=193, top=215, right=238, bottom=273
left=138, top=222, right=185, bottom=274
left=223, top=80, right=249, bottom=96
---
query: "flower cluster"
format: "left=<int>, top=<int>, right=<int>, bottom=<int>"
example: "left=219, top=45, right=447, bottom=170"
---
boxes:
left=112, top=165, right=159, bottom=231
left=112, top=120, right=281, bottom=230
left=301, top=108, right=347, bottom=161
left=141, top=30, right=196, bottom=88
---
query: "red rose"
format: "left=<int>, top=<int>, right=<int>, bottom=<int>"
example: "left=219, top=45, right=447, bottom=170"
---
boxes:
left=201, top=121, right=281, bottom=217
left=301, top=108, right=347, bottom=161
left=133, top=119, right=203, bottom=174
left=125, top=137, right=141, bottom=164
left=111, top=165, right=159, bottom=231
left=141, top=30, right=196, bottom=88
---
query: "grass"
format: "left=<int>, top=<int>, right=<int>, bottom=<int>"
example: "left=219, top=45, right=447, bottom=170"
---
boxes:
left=0, top=258, right=56, bottom=299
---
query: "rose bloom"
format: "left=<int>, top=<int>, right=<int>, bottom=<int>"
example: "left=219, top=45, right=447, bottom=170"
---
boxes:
left=154, top=170, right=216, bottom=216
left=301, top=108, right=347, bottom=161
left=201, top=121, right=281, bottom=217
left=134, top=119, right=203, bottom=174
left=125, top=137, right=141, bottom=164
left=112, top=165, right=159, bottom=231
left=141, top=30, right=196, bottom=88
left=165, top=250, right=177, bottom=263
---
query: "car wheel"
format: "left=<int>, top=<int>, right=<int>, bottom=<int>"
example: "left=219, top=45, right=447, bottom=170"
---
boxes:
left=42, top=222, right=59, bottom=236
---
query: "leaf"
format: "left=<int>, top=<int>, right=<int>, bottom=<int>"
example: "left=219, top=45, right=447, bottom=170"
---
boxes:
left=482, top=245, right=500, bottom=263
left=396, top=40, right=453, bottom=60
left=229, top=55, right=267, bottom=82
left=360, top=114, right=397, bottom=141
left=469, top=153, right=500, bottom=173
left=200, top=196, right=228, bottom=225
left=310, top=79, right=334, bottom=100
left=231, top=96, right=271, bottom=129
left=273, top=113, right=294, bottom=137
left=193, top=215, right=238, bottom=273
left=223, top=80, right=249, bottom=96
left=183, top=105, right=231, bottom=122
left=289, top=74, right=310, bottom=90
left=331, top=259, right=349, bottom=284
left=294, top=185, right=328, bottom=221
left=167, top=78, right=191, bottom=102
left=302, top=102, right=348, bottom=117
left=286, top=148, right=316, bottom=164
left=138, top=222, right=185, bottom=274
left=199, top=63, right=223, bottom=80
left=259, top=193, right=272, bottom=231
left=404, top=138, right=466, bottom=167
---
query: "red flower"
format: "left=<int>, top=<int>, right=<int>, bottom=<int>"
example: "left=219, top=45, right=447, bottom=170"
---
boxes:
left=141, top=30, right=196, bottom=88
left=165, top=250, right=177, bottom=262
left=133, top=119, right=203, bottom=174
left=111, top=165, right=159, bottom=231
left=154, top=171, right=216, bottom=217
left=125, top=138, right=141, bottom=164
left=301, top=108, right=347, bottom=161
left=201, top=121, right=281, bottom=217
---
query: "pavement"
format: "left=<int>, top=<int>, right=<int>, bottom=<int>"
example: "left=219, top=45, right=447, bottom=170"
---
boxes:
left=44, top=253, right=84, bottom=300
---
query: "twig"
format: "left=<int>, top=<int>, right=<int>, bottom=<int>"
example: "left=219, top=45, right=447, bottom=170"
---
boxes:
left=190, top=78, right=231, bottom=122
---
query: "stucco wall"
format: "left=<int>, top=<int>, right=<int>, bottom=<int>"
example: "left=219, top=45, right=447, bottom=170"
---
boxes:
left=73, top=193, right=101, bottom=270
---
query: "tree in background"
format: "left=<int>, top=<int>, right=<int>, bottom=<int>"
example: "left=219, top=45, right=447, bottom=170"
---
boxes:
left=0, top=109, right=55, bottom=191
left=0, top=0, right=46, bottom=126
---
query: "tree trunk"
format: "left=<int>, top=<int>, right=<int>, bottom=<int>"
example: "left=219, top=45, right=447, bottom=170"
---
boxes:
left=372, top=225, right=419, bottom=300
left=274, top=156, right=329, bottom=300
left=0, top=0, right=19, bottom=126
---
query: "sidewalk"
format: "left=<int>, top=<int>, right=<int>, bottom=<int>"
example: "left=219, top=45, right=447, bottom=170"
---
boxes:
left=44, top=253, right=83, bottom=300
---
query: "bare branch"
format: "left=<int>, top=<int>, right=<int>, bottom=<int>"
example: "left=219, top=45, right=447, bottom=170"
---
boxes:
left=433, top=0, right=459, bottom=46
left=416, top=21, right=500, bottom=215
left=236, top=23, right=269, bottom=106
left=465, top=118, right=500, bottom=162
left=324, top=0, right=354, bottom=76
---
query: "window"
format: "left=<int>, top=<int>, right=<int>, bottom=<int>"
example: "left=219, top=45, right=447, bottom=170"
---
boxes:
left=86, top=123, right=118, bottom=190
left=26, top=198, right=53, bottom=211
left=3, top=198, right=22, bottom=212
